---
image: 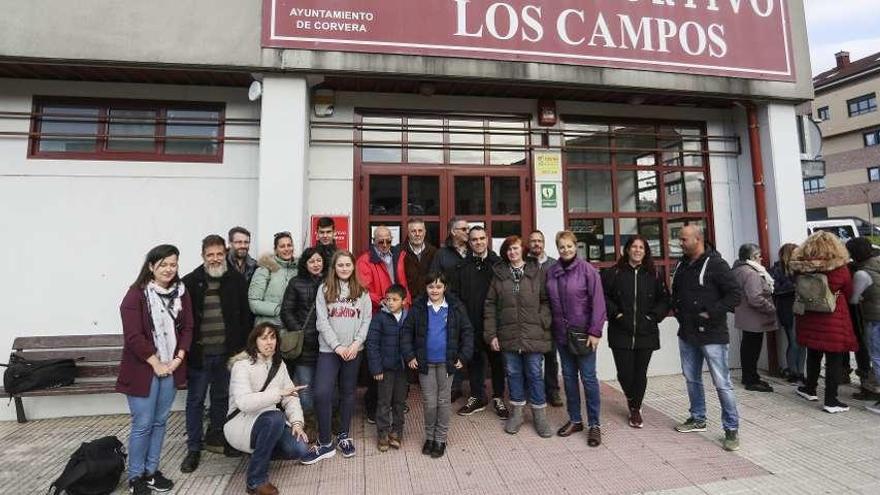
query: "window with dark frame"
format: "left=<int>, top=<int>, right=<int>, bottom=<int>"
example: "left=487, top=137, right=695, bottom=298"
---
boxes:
left=802, top=177, right=826, bottom=194
left=866, top=129, right=880, bottom=147
left=28, top=97, right=225, bottom=162
left=848, top=93, right=877, bottom=117
left=873, top=202, right=880, bottom=219
left=869, top=167, right=880, bottom=183
left=816, top=106, right=830, bottom=121
left=561, top=118, right=713, bottom=279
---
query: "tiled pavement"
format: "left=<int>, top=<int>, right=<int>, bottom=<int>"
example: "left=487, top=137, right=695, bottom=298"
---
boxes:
left=2, top=372, right=879, bottom=494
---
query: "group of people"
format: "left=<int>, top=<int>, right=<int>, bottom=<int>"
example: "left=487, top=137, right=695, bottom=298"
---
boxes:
left=114, top=216, right=880, bottom=495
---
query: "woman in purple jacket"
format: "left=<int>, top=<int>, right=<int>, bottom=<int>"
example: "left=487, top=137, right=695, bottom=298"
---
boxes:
left=545, top=231, right=606, bottom=447
left=116, top=244, right=193, bottom=495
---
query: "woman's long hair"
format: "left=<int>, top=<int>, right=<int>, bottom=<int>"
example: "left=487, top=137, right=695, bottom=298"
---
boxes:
left=323, top=250, right=366, bottom=303
left=615, top=235, right=656, bottom=274
left=245, top=322, right=282, bottom=366
left=778, top=243, right=798, bottom=275
left=131, top=244, right=180, bottom=289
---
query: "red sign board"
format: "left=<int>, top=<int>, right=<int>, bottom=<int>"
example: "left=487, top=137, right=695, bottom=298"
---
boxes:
left=310, top=215, right=350, bottom=251
left=263, top=0, right=795, bottom=81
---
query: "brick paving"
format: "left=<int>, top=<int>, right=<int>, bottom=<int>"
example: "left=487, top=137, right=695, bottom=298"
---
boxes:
left=2, top=372, right=879, bottom=494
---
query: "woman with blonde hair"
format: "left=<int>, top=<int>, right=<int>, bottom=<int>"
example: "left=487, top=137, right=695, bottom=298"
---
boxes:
left=769, top=243, right=804, bottom=383
left=790, top=232, right=857, bottom=413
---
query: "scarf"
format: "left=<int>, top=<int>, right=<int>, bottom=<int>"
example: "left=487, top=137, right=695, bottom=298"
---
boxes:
left=746, top=259, right=775, bottom=293
left=145, top=281, right=185, bottom=362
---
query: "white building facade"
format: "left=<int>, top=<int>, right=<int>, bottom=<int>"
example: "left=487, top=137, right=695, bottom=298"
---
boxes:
left=0, top=0, right=811, bottom=420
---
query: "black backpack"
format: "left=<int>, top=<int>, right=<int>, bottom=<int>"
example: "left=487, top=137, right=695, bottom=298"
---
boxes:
left=1, top=355, right=77, bottom=394
left=48, top=436, right=126, bottom=495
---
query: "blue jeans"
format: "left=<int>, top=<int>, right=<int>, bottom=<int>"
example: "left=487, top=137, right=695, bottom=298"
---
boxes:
left=293, top=364, right=315, bottom=413
left=126, top=375, right=177, bottom=481
left=867, top=320, right=880, bottom=384
left=678, top=338, right=739, bottom=431
left=185, top=354, right=230, bottom=452
left=558, top=345, right=601, bottom=427
left=783, top=321, right=805, bottom=376
left=314, top=352, right=361, bottom=445
left=247, top=410, right=309, bottom=490
left=503, top=351, right=545, bottom=406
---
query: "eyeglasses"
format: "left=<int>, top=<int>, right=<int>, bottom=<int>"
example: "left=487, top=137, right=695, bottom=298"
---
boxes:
left=376, top=239, right=393, bottom=245
left=274, top=231, right=291, bottom=239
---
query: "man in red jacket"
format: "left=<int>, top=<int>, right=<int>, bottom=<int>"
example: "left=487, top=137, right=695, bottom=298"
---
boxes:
left=357, top=225, right=410, bottom=423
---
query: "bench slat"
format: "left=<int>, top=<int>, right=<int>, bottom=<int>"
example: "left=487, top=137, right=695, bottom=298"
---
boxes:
left=76, top=364, right=120, bottom=378
left=15, top=348, right=122, bottom=362
left=0, top=381, right=117, bottom=398
left=12, top=334, right=123, bottom=350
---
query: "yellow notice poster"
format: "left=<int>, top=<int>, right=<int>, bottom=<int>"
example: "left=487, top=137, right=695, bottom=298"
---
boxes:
left=533, top=151, right=562, bottom=181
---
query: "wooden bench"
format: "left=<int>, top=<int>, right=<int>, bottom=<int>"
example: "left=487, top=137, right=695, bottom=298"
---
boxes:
left=0, top=334, right=123, bottom=423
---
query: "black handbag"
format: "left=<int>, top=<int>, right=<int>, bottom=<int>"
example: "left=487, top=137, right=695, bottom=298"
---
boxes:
left=556, top=277, right=594, bottom=356
left=1, top=355, right=77, bottom=394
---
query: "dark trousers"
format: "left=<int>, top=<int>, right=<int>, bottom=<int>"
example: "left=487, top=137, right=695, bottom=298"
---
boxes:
left=610, top=348, right=653, bottom=410
left=467, top=337, right=506, bottom=401
left=247, top=411, right=309, bottom=490
left=314, top=352, right=361, bottom=445
left=739, top=331, right=766, bottom=385
left=805, top=349, right=844, bottom=406
left=544, top=342, right=560, bottom=396
left=376, top=369, right=408, bottom=437
left=185, top=354, right=229, bottom=452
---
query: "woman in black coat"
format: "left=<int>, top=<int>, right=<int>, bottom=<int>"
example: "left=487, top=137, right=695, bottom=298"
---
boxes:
left=280, top=247, right=324, bottom=414
left=602, top=235, right=669, bottom=428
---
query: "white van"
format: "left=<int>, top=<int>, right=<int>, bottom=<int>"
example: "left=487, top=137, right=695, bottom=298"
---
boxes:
left=806, top=218, right=861, bottom=243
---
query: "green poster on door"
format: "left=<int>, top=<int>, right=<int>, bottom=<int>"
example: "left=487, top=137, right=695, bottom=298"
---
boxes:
left=540, top=183, right=557, bottom=208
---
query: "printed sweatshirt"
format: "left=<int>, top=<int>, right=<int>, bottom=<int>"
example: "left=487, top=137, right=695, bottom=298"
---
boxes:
left=315, top=281, right=373, bottom=353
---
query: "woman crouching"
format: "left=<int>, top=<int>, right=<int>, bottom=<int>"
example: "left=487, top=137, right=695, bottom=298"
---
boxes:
left=225, top=323, right=309, bottom=495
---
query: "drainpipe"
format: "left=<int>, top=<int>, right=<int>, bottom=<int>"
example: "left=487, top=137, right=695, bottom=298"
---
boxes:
left=745, top=102, right=779, bottom=374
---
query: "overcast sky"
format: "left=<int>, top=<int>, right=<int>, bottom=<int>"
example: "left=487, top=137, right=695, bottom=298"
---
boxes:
left=805, top=0, right=880, bottom=74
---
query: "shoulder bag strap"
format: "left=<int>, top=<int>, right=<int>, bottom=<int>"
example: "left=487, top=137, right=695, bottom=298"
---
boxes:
left=226, top=359, right=282, bottom=421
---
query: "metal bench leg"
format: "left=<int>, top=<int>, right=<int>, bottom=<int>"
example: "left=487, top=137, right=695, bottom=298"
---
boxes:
left=14, top=397, right=26, bottom=423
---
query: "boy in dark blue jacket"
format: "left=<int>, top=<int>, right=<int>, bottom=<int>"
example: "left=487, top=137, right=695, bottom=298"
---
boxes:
left=365, top=284, right=409, bottom=452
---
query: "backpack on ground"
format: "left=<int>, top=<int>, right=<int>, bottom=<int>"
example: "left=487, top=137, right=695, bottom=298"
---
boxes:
left=793, top=272, right=837, bottom=315
left=48, top=436, right=126, bottom=495
left=1, top=355, right=77, bottom=395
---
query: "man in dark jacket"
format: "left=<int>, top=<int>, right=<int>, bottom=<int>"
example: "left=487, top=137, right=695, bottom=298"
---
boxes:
left=430, top=216, right=470, bottom=274
left=671, top=225, right=742, bottom=452
left=314, top=216, right=338, bottom=274
left=181, top=235, right=253, bottom=472
left=402, top=217, right=437, bottom=298
left=527, top=230, right=562, bottom=407
left=447, top=226, right=509, bottom=418
left=227, top=226, right=257, bottom=282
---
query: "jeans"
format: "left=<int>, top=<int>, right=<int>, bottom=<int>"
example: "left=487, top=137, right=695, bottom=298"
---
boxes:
left=544, top=342, right=560, bottom=396
left=293, top=364, right=315, bottom=413
left=504, top=351, right=546, bottom=406
left=558, top=346, right=601, bottom=426
left=126, top=375, right=177, bottom=481
left=610, top=348, right=653, bottom=410
left=467, top=337, right=506, bottom=401
left=678, top=338, right=739, bottom=431
left=247, top=410, right=309, bottom=490
left=869, top=321, right=880, bottom=384
left=185, top=354, right=230, bottom=452
left=419, top=364, right=453, bottom=442
left=805, top=349, right=844, bottom=406
left=739, top=330, right=765, bottom=384
left=314, top=352, right=361, bottom=445
left=782, top=321, right=805, bottom=377
left=376, top=369, right=408, bottom=437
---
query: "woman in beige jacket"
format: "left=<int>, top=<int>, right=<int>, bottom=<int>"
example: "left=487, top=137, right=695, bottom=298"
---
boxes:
left=225, top=323, right=308, bottom=495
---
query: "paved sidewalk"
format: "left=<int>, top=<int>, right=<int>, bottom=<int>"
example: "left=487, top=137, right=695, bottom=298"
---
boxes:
left=2, top=372, right=879, bottom=494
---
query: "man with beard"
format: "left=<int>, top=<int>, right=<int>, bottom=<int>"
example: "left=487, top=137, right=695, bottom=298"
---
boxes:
left=315, top=217, right=338, bottom=274
left=227, top=226, right=258, bottom=282
left=180, top=235, right=253, bottom=472
left=527, top=230, right=563, bottom=407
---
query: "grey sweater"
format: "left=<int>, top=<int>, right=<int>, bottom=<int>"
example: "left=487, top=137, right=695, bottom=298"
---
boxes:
left=315, top=281, right=373, bottom=353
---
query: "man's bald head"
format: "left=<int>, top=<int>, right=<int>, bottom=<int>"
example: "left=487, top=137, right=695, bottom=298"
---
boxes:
left=678, top=225, right=705, bottom=259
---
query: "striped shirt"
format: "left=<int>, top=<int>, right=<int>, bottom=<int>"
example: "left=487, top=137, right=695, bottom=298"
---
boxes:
left=200, top=278, right=226, bottom=356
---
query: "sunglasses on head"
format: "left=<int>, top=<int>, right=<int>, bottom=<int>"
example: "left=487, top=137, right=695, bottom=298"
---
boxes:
left=274, top=231, right=291, bottom=239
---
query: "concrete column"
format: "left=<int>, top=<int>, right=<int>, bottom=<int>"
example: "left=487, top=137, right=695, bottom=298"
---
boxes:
left=256, top=75, right=310, bottom=254
left=759, top=103, right=808, bottom=252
